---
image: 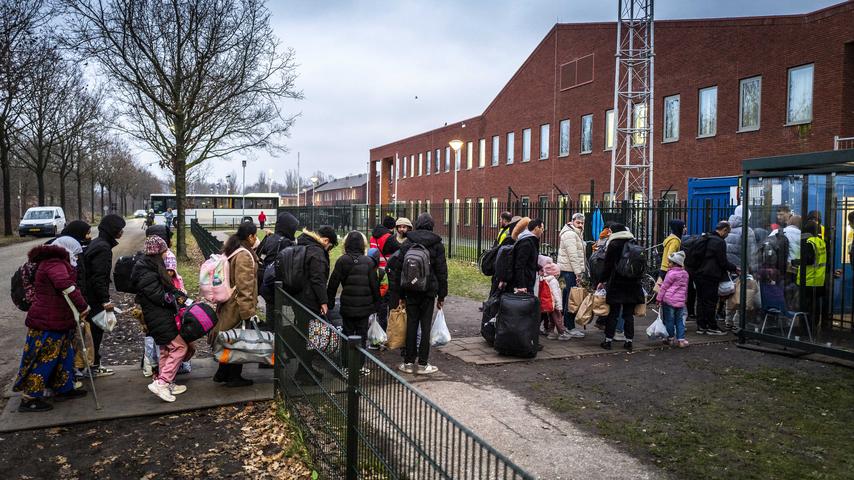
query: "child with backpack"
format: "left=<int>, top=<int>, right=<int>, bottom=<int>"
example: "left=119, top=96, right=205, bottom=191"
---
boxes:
left=656, top=251, right=690, bottom=348
left=141, top=251, right=192, bottom=378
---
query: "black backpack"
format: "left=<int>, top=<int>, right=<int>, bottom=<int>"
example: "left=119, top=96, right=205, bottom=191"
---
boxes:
left=11, top=261, right=39, bottom=311
left=177, top=303, right=219, bottom=342
left=682, top=234, right=709, bottom=271
left=478, top=247, right=499, bottom=276
left=276, top=245, right=307, bottom=295
left=114, top=252, right=143, bottom=294
left=401, top=244, right=431, bottom=292
left=616, top=239, right=646, bottom=279
left=759, top=230, right=789, bottom=271
left=588, top=247, right=607, bottom=285
left=493, top=244, right=516, bottom=285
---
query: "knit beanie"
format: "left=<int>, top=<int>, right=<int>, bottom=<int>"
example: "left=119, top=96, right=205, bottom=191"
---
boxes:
left=144, top=235, right=168, bottom=256
left=164, top=250, right=178, bottom=270
left=99, top=214, right=126, bottom=239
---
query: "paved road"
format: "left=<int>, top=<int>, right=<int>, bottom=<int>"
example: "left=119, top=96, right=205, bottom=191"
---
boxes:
left=0, top=219, right=146, bottom=392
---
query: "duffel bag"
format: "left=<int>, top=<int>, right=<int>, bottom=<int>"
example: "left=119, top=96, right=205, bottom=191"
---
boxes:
left=177, top=302, right=219, bottom=342
left=494, top=292, right=540, bottom=358
left=213, top=318, right=274, bottom=365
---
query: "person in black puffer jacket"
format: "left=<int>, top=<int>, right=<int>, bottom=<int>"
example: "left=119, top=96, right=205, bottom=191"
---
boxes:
left=256, top=212, right=300, bottom=310
left=327, top=231, right=380, bottom=348
left=509, top=217, right=542, bottom=293
left=597, top=223, right=644, bottom=351
left=83, top=214, right=125, bottom=376
left=132, top=235, right=192, bottom=402
left=388, top=213, right=448, bottom=375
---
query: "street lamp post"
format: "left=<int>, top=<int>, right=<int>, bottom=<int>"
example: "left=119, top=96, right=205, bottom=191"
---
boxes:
left=268, top=169, right=274, bottom=193
left=449, top=139, right=464, bottom=257
left=225, top=175, right=231, bottom=195
left=241, top=160, right=247, bottom=219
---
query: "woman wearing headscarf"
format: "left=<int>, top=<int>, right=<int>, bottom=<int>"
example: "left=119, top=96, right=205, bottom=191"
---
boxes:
left=13, top=237, right=90, bottom=412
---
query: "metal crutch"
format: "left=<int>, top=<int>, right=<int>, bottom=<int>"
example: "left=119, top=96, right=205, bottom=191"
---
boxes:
left=62, top=286, right=102, bottom=410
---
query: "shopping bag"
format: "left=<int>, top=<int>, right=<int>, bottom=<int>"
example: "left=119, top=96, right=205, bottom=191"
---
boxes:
left=727, top=275, right=759, bottom=311
left=575, top=293, right=595, bottom=325
left=73, top=320, right=95, bottom=370
left=592, top=288, right=610, bottom=316
left=367, top=314, right=388, bottom=346
left=91, top=309, right=119, bottom=333
left=386, top=306, right=407, bottom=350
left=652, top=277, right=663, bottom=295
left=645, top=314, right=669, bottom=339
left=718, top=277, right=735, bottom=297
left=213, top=317, right=274, bottom=365
left=307, top=318, right=342, bottom=356
left=634, top=302, right=647, bottom=317
left=430, top=309, right=451, bottom=346
left=568, top=286, right=586, bottom=314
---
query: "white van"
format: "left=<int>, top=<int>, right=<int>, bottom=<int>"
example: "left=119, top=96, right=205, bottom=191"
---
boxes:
left=18, top=206, right=66, bottom=237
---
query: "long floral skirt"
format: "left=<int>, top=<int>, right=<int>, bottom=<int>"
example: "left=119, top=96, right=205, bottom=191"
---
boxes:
left=13, top=328, right=75, bottom=398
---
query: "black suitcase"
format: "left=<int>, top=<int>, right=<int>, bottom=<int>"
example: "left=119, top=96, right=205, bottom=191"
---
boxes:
left=480, top=292, right=501, bottom=346
left=494, top=292, right=540, bottom=358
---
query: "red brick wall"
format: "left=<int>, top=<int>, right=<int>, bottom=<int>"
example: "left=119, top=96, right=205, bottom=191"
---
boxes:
left=369, top=4, right=854, bottom=206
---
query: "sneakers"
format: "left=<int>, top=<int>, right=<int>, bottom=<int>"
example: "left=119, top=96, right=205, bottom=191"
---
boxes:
left=148, top=381, right=176, bottom=402
left=168, top=383, right=187, bottom=395
left=567, top=328, right=585, bottom=338
left=705, top=328, right=727, bottom=336
left=663, top=337, right=674, bottom=346
left=623, top=341, right=633, bottom=352
left=398, top=363, right=416, bottom=374
left=614, top=332, right=626, bottom=342
left=600, top=340, right=612, bottom=350
left=53, top=388, right=88, bottom=402
left=18, top=397, right=52, bottom=413
left=90, top=366, right=115, bottom=377
left=142, top=364, right=153, bottom=377
left=547, top=331, right=559, bottom=340
left=696, top=328, right=707, bottom=335
left=367, top=344, right=380, bottom=351
left=558, top=332, right=573, bottom=341
left=676, top=339, right=690, bottom=348
left=416, top=364, right=438, bottom=375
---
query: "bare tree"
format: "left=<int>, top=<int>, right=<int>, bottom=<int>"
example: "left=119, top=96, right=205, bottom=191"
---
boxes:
left=53, top=86, right=102, bottom=212
left=0, top=0, right=49, bottom=235
left=63, top=0, right=302, bottom=256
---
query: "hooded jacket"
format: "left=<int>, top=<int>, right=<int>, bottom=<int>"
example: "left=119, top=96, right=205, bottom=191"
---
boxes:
left=388, top=214, right=448, bottom=300
left=511, top=229, right=540, bottom=292
left=659, top=220, right=685, bottom=273
left=47, top=221, right=91, bottom=297
left=725, top=213, right=757, bottom=273
left=212, top=242, right=259, bottom=336
left=25, top=245, right=89, bottom=331
left=370, top=224, right=400, bottom=269
left=697, top=231, right=738, bottom=281
left=557, top=223, right=585, bottom=275
left=327, top=235, right=380, bottom=317
left=257, top=212, right=299, bottom=268
left=656, top=264, right=689, bottom=308
left=132, top=255, right=182, bottom=345
left=84, top=214, right=125, bottom=316
left=295, top=230, right=331, bottom=313
left=600, top=229, right=645, bottom=305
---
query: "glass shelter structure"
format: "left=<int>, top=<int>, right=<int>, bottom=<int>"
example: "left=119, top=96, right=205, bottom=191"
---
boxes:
left=739, top=149, right=854, bottom=361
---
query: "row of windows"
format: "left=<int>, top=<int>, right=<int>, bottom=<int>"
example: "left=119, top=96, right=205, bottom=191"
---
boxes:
left=392, top=63, right=814, bottom=179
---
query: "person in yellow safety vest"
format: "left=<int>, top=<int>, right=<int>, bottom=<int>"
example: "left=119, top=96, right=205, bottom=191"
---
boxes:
left=798, top=220, right=826, bottom=324
left=805, top=210, right=826, bottom=240
left=494, top=213, right=520, bottom=248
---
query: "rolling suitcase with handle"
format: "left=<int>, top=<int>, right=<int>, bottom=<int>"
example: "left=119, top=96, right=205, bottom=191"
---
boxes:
left=494, top=292, right=541, bottom=358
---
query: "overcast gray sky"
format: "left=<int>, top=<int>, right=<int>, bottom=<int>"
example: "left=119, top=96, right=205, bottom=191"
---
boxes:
left=184, top=0, right=841, bottom=187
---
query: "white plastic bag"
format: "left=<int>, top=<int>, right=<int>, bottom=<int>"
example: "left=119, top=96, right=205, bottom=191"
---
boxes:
left=718, top=278, right=735, bottom=297
left=645, top=313, right=669, bottom=339
left=367, top=314, right=387, bottom=346
left=92, top=309, right=119, bottom=333
left=430, top=309, right=451, bottom=346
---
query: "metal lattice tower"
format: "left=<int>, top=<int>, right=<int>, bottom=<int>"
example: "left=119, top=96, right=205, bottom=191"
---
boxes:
left=609, top=0, right=654, bottom=205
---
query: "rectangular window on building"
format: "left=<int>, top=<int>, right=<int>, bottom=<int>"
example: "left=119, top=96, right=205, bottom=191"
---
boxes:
left=455, top=148, right=461, bottom=171
left=466, top=141, right=473, bottom=170
left=787, top=64, right=813, bottom=124
left=559, top=119, right=570, bottom=156
left=698, top=86, right=717, bottom=138
left=426, top=151, right=431, bottom=175
left=522, top=128, right=531, bottom=162
left=538, top=195, right=548, bottom=219
left=491, top=135, right=499, bottom=166
left=411, top=155, right=415, bottom=176
left=426, top=199, right=431, bottom=214
left=663, top=95, right=679, bottom=142
left=395, top=157, right=399, bottom=179
left=402, top=155, right=407, bottom=178
left=465, top=198, right=472, bottom=225
left=490, top=197, right=499, bottom=226
left=478, top=197, right=485, bottom=224
left=604, top=110, right=614, bottom=150
left=603, top=192, right=614, bottom=204
left=739, top=76, right=761, bottom=132
left=417, top=200, right=422, bottom=214
left=540, top=124, right=549, bottom=159
left=478, top=138, right=486, bottom=168
left=660, top=190, right=678, bottom=204
left=435, top=149, right=441, bottom=174
left=443, top=199, right=450, bottom=225
left=581, top=114, right=593, bottom=153
left=418, top=153, right=423, bottom=176
left=507, top=132, right=515, bottom=164
left=445, top=146, right=450, bottom=172
left=579, top=193, right=591, bottom=208
left=520, top=196, right=530, bottom=217
left=632, top=103, right=647, bottom=146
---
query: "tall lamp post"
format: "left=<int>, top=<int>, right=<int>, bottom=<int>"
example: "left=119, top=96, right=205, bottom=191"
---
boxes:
left=225, top=175, right=231, bottom=195
left=241, top=160, right=247, bottom=219
left=268, top=169, right=274, bottom=193
left=449, top=139, right=464, bottom=256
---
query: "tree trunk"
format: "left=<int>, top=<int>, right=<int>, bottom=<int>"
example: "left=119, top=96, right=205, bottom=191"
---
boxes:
left=76, top=169, right=83, bottom=220
left=59, top=172, right=67, bottom=212
left=107, top=185, right=113, bottom=213
left=175, top=158, right=187, bottom=259
left=90, top=171, right=95, bottom=222
left=37, top=169, right=46, bottom=206
left=0, top=139, right=12, bottom=236
left=99, top=183, right=104, bottom=217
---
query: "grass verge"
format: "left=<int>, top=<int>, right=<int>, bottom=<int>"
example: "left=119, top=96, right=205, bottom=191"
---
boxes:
left=177, top=229, right=202, bottom=298
left=0, top=235, right=32, bottom=248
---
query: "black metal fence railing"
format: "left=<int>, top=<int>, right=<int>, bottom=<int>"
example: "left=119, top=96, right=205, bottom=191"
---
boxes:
left=273, top=283, right=534, bottom=480
left=278, top=199, right=736, bottom=264
left=190, top=218, right=223, bottom=258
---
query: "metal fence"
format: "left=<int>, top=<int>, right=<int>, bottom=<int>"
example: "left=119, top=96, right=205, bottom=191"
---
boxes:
left=279, top=199, right=736, bottom=264
left=272, top=283, right=534, bottom=480
left=190, top=218, right=223, bottom=258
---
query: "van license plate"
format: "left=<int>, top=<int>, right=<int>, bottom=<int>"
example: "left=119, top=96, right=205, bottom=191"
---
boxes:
left=29, top=228, right=39, bottom=232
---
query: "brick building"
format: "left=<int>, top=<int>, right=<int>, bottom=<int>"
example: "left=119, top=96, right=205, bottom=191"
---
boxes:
left=369, top=2, right=854, bottom=210
left=313, top=174, right=368, bottom=206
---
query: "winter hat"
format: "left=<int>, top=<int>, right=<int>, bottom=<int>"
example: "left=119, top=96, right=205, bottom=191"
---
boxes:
left=164, top=250, right=178, bottom=271
left=414, top=213, right=435, bottom=231
left=53, top=236, right=83, bottom=267
left=382, top=216, right=396, bottom=230
left=669, top=219, right=686, bottom=237
left=609, top=223, right=627, bottom=233
left=144, top=235, right=168, bottom=256
left=668, top=250, right=686, bottom=267
left=396, top=217, right=413, bottom=229
left=60, top=220, right=91, bottom=245
left=98, top=214, right=126, bottom=239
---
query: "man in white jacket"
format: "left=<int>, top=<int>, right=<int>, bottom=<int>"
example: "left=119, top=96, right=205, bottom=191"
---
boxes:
left=557, top=213, right=587, bottom=337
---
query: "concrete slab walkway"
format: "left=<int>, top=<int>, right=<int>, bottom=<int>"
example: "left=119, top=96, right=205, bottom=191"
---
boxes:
left=0, top=358, right=273, bottom=433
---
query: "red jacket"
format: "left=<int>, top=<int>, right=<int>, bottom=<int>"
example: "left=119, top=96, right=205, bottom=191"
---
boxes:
left=25, top=245, right=89, bottom=332
left=258, top=211, right=267, bottom=223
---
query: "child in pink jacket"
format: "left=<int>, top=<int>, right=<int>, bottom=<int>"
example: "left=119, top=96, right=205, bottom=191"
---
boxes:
left=656, top=251, right=690, bottom=347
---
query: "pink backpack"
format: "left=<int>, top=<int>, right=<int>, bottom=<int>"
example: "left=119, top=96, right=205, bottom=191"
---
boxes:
left=199, top=248, right=248, bottom=304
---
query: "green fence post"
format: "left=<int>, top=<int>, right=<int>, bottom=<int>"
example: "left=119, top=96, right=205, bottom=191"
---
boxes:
left=345, top=336, right=361, bottom=480
left=476, top=206, right=483, bottom=258
left=273, top=281, right=284, bottom=396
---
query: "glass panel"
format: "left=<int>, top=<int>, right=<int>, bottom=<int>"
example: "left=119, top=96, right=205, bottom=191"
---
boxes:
left=581, top=115, right=592, bottom=153
left=435, top=149, right=441, bottom=173
left=455, top=148, right=461, bottom=171
left=604, top=111, right=614, bottom=149
left=663, top=95, right=679, bottom=142
left=478, top=139, right=486, bottom=168
left=787, top=64, right=813, bottom=124
left=559, top=119, right=570, bottom=156
left=698, top=87, right=717, bottom=137
left=539, top=124, right=549, bottom=159
left=632, top=103, right=647, bottom=146
left=739, top=77, right=761, bottom=130
left=507, top=132, right=515, bottom=164
left=522, top=129, right=531, bottom=162
left=466, top=142, right=473, bottom=169
left=490, top=198, right=498, bottom=226
left=426, top=151, right=431, bottom=175
left=418, top=153, right=423, bottom=176
left=445, top=147, right=450, bottom=172
left=491, top=136, right=499, bottom=166
left=402, top=155, right=407, bottom=177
